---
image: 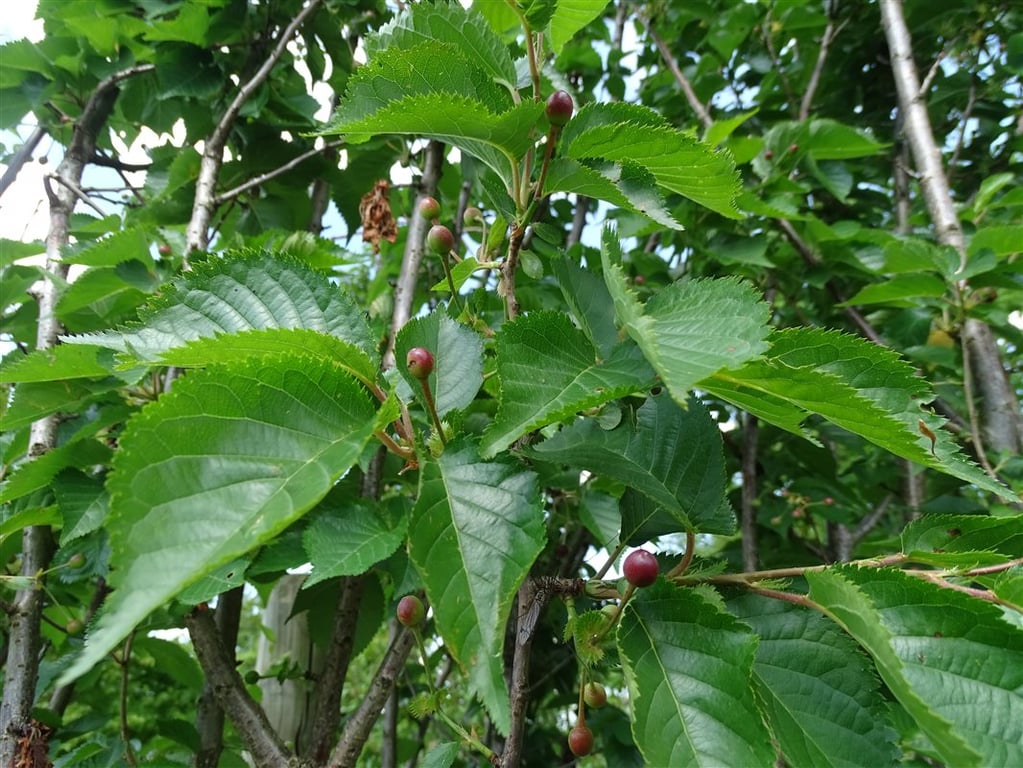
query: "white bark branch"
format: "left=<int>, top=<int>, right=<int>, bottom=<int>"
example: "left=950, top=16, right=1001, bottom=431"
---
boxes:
left=185, top=0, right=324, bottom=255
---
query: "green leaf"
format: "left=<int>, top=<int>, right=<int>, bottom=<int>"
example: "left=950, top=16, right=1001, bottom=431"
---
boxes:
left=550, top=256, right=619, bottom=359
left=527, top=393, right=735, bottom=534
left=547, top=0, right=613, bottom=54
left=58, top=354, right=381, bottom=685
left=969, top=225, right=1023, bottom=257
left=303, top=496, right=408, bottom=588
left=0, top=344, right=119, bottom=384
left=563, top=104, right=742, bottom=218
left=805, top=118, right=887, bottom=160
left=408, top=440, right=545, bottom=734
left=395, top=312, right=484, bottom=420
left=54, top=470, right=109, bottom=544
left=617, top=581, right=775, bottom=767
left=808, top=566, right=1023, bottom=767
left=367, top=2, right=517, bottom=92
left=62, top=227, right=155, bottom=268
left=0, top=415, right=118, bottom=505
left=420, top=742, right=460, bottom=768
left=544, top=158, right=683, bottom=230
left=65, top=251, right=377, bottom=366
left=176, top=557, right=250, bottom=605
left=328, top=42, right=512, bottom=120
left=841, top=275, right=947, bottom=306
left=901, top=514, right=1023, bottom=564
left=729, top=594, right=899, bottom=768
left=601, top=229, right=772, bottom=405
left=158, top=328, right=379, bottom=391
left=480, top=311, right=655, bottom=458
left=324, top=92, right=542, bottom=190
left=703, top=328, right=1016, bottom=499
left=0, top=377, right=124, bottom=432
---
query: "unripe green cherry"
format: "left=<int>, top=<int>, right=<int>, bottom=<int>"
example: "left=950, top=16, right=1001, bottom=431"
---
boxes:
left=463, top=206, right=483, bottom=225
left=405, top=347, right=435, bottom=381
left=583, top=682, right=607, bottom=709
left=66, top=618, right=84, bottom=635
left=545, top=90, right=574, bottom=126
left=418, top=196, right=441, bottom=220
left=426, top=224, right=454, bottom=255
left=67, top=553, right=86, bottom=568
left=396, top=594, right=426, bottom=627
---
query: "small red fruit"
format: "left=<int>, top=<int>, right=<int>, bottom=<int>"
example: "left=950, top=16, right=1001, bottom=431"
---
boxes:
left=426, top=224, right=454, bottom=255
left=545, top=90, right=574, bottom=126
left=623, top=549, right=658, bottom=588
left=396, top=594, right=425, bottom=628
left=405, top=347, right=435, bottom=380
left=823, top=496, right=834, bottom=506
left=158, top=244, right=172, bottom=256
left=788, top=143, right=799, bottom=153
left=764, top=150, right=774, bottom=159
left=568, top=724, right=594, bottom=756
left=583, top=682, right=607, bottom=709
left=418, top=196, right=441, bottom=220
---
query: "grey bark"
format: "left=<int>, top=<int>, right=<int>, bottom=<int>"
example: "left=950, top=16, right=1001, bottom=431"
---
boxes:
left=185, top=0, right=324, bottom=255
left=384, top=140, right=446, bottom=368
left=879, top=0, right=1023, bottom=458
left=0, top=63, right=151, bottom=767
left=186, top=606, right=299, bottom=768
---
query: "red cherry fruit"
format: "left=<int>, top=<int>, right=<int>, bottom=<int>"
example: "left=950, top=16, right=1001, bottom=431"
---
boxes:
left=396, top=595, right=425, bottom=628
left=545, top=90, right=574, bottom=126
left=623, top=549, right=658, bottom=588
left=418, top=196, right=441, bottom=220
left=405, top=347, right=435, bottom=381
left=568, top=724, right=594, bottom=756
left=426, top=224, right=454, bottom=255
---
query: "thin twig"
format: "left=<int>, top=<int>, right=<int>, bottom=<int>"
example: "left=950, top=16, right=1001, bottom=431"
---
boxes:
left=45, top=173, right=108, bottom=217
left=0, top=124, right=47, bottom=199
left=799, top=19, right=848, bottom=120
left=214, top=139, right=345, bottom=204
left=740, top=416, right=759, bottom=571
left=118, top=636, right=137, bottom=766
left=644, top=21, right=713, bottom=128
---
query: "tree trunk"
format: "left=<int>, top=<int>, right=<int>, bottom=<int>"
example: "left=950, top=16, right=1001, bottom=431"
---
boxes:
left=0, top=66, right=146, bottom=765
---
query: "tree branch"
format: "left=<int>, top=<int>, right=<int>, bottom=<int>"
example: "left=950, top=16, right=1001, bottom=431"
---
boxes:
left=194, top=588, right=244, bottom=768
left=880, top=0, right=1023, bottom=457
left=214, top=139, right=345, bottom=205
left=799, top=18, right=847, bottom=120
left=776, top=219, right=885, bottom=344
left=740, top=415, right=759, bottom=572
left=327, top=627, right=418, bottom=768
left=0, top=124, right=46, bottom=199
left=45, top=173, right=108, bottom=217
left=303, top=575, right=366, bottom=762
left=185, top=606, right=296, bottom=768
left=643, top=21, right=713, bottom=129
left=0, top=62, right=151, bottom=767
left=185, top=0, right=324, bottom=255
left=385, top=140, right=445, bottom=368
